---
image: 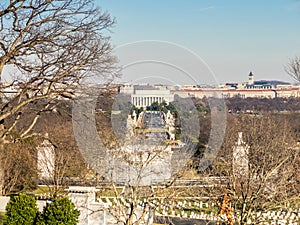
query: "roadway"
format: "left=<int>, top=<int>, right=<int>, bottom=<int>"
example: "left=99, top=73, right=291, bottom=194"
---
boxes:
left=155, top=216, right=217, bottom=225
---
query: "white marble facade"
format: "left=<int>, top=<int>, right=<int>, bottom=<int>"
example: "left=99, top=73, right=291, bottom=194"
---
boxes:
left=131, top=90, right=174, bottom=108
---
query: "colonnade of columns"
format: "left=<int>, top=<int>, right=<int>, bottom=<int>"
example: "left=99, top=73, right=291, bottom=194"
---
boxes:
left=132, top=96, right=165, bottom=107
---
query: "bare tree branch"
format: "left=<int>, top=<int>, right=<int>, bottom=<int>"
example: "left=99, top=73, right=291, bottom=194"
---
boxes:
left=285, top=56, right=300, bottom=83
left=0, top=0, right=117, bottom=144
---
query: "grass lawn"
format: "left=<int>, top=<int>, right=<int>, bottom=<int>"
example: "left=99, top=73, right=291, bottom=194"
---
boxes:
left=0, top=212, right=6, bottom=225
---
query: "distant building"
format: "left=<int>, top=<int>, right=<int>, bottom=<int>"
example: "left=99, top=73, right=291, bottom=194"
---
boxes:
left=131, top=89, right=174, bottom=108
left=172, top=72, right=300, bottom=99
left=248, top=71, right=254, bottom=85
left=119, top=83, right=135, bottom=94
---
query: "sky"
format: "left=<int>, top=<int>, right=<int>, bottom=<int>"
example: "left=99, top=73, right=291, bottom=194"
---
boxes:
left=96, top=0, right=300, bottom=85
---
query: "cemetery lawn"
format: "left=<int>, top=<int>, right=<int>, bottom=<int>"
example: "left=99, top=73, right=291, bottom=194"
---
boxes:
left=0, top=212, right=5, bottom=225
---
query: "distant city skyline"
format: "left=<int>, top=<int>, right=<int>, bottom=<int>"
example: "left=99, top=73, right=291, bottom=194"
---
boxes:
left=97, top=0, right=300, bottom=84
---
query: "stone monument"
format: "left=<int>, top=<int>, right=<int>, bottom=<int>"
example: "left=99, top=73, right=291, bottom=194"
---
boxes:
left=232, top=132, right=249, bottom=180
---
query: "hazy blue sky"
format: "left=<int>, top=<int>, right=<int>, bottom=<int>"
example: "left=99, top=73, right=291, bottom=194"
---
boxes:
left=97, top=0, right=300, bottom=84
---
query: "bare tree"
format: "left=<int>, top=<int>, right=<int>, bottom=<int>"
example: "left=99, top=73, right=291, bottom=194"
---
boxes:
left=285, top=57, right=300, bottom=83
left=36, top=138, right=79, bottom=199
left=216, top=114, right=299, bottom=225
left=0, top=139, right=38, bottom=195
left=0, top=0, right=117, bottom=195
left=0, top=0, right=116, bottom=144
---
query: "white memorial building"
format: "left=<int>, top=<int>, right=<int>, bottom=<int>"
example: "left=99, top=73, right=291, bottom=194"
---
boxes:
left=131, top=90, right=174, bottom=108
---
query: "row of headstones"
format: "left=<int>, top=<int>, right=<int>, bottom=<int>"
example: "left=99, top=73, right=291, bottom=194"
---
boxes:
left=243, top=209, right=300, bottom=224
left=176, top=200, right=213, bottom=208
left=157, top=208, right=300, bottom=225
left=155, top=199, right=300, bottom=224
left=157, top=209, right=219, bottom=221
left=154, top=199, right=215, bottom=215
left=35, top=193, right=64, bottom=200
left=97, top=197, right=300, bottom=224
left=154, top=200, right=218, bottom=221
left=97, top=198, right=212, bottom=208
left=153, top=199, right=213, bottom=209
left=246, top=219, right=298, bottom=225
left=97, top=197, right=132, bottom=208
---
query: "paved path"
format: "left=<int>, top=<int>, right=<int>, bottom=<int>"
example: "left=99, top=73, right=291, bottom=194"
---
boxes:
left=155, top=216, right=218, bottom=225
